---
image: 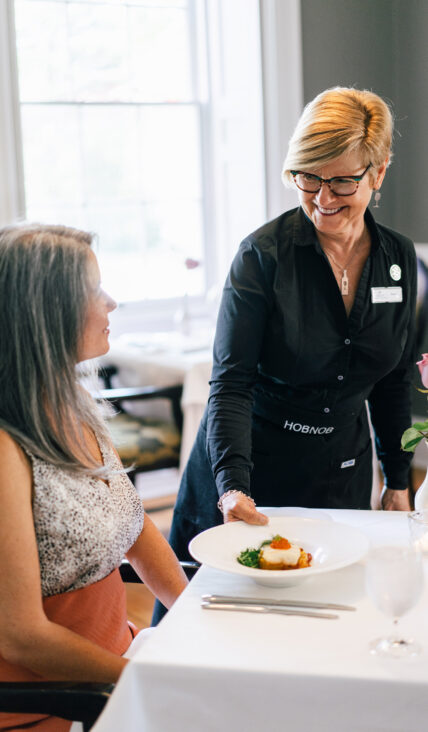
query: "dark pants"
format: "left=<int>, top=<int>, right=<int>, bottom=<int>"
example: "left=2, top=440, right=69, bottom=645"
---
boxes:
left=152, top=408, right=372, bottom=624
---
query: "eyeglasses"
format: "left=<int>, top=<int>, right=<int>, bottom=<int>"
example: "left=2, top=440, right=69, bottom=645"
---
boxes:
left=290, top=164, right=371, bottom=196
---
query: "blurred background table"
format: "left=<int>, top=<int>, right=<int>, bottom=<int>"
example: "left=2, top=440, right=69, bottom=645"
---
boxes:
left=99, top=329, right=213, bottom=472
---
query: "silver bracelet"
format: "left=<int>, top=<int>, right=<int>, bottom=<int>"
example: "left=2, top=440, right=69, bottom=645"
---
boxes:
left=217, top=489, right=255, bottom=514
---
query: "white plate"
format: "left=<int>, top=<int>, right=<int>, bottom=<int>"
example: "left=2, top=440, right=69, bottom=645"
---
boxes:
left=259, top=506, right=332, bottom=521
left=189, top=516, right=369, bottom=587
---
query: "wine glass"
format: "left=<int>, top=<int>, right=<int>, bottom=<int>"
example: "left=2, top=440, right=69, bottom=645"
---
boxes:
left=408, top=509, right=428, bottom=553
left=365, top=545, right=424, bottom=658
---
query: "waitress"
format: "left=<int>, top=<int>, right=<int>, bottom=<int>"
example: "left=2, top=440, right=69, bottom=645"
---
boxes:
left=166, top=87, right=416, bottom=574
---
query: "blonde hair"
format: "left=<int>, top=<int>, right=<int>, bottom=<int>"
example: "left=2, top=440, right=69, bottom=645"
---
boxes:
left=282, top=87, right=393, bottom=186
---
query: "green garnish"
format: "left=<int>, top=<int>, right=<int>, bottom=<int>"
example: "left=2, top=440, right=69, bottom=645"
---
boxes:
left=237, top=547, right=261, bottom=568
left=270, top=534, right=283, bottom=543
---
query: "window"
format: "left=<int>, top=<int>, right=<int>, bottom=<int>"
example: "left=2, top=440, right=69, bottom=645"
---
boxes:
left=2, top=0, right=269, bottom=325
left=13, top=0, right=206, bottom=303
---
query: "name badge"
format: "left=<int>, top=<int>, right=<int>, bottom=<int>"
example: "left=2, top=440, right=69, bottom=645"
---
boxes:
left=371, top=286, right=402, bottom=303
left=341, top=459, right=355, bottom=469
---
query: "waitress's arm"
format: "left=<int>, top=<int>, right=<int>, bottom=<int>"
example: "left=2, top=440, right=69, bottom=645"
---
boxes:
left=368, top=246, right=417, bottom=511
left=207, top=236, right=275, bottom=522
left=220, top=490, right=268, bottom=524
left=381, top=486, right=411, bottom=510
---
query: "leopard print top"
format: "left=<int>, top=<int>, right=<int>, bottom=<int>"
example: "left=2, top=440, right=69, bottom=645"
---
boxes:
left=26, top=433, right=144, bottom=597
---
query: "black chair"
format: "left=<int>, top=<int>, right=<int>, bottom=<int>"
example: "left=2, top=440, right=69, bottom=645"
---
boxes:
left=97, top=366, right=183, bottom=486
left=0, top=681, right=114, bottom=732
left=0, top=561, right=200, bottom=730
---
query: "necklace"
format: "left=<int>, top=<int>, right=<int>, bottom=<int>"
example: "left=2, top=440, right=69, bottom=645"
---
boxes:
left=322, top=242, right=361, bottom=295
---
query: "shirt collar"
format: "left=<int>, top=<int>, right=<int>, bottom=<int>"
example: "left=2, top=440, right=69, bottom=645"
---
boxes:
left=292, top=206, right=387, bottom=255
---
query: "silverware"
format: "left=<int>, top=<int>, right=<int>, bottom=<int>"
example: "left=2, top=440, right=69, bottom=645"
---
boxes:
left=202, top=594, right=355, bottom=612
left=201, top=601, right=338, bottom=620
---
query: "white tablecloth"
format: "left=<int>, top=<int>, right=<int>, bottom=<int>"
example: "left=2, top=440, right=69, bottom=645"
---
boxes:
left=93, top=509, right=428, bottom=732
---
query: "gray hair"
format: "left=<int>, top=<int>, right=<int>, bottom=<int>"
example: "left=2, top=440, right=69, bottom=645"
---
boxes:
left=0, top=223, right=114, bottom=476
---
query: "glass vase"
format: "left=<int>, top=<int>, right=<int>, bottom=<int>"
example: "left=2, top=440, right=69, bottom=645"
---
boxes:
left=415, top=442, right=428, bottom=509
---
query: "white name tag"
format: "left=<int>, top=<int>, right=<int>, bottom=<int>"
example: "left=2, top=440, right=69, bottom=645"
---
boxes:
left=341, top=459, right=355, bottom=469
left=371, top=286, right=403, bottom=303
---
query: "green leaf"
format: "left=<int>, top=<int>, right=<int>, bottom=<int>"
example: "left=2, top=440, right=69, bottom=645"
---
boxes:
left=401, top=438, right=422, bottom=452
left=401, top=427, right=424, bottom=452
left=237, top=547, right=260, bottom=568
left=411, top=421, right=428, bottom=431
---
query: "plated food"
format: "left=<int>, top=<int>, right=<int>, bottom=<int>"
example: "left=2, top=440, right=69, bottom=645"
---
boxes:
left=237, top=534, right=312, bottom=570
left=188, top=515, right=369, bottom=588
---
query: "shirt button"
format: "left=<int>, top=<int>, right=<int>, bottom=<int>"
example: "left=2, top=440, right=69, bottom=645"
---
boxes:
left=337, top=375, right=344, bottom=381
left=324, top=407, right=330, bottom=413
left=344, top=338, right=351, bottom=345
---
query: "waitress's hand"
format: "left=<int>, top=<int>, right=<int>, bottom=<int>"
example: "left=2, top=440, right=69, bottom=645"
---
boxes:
left=221, top=491, right=268, bottom=525
left=381, top=487, right=411, bottom=511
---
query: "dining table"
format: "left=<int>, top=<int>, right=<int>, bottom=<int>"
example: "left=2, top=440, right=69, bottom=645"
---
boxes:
left=92, top=508, right=428, bottom=732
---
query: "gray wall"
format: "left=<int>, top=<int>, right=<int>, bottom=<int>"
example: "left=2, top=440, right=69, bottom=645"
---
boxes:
left=300, top=0, right=428, bottom=242
left=393, top=1, right=428, bottom=242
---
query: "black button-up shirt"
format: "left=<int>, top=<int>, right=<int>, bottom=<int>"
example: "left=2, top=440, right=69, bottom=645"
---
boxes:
left=207, top=207, right=417, bottom=497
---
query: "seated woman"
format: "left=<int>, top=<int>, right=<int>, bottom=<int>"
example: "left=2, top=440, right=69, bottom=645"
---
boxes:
left=0, top=224, right=188, bottom=731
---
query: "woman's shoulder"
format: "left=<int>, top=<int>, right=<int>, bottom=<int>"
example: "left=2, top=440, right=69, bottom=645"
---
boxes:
left=0, top=430, right=32, bottom=484
left=236, top=208, right=302, bottom=268
left=0, top=429, right=25, bottom=457
left=375, top=220, right=416, bottom=256
left=244, top=207, right=300, bottom=247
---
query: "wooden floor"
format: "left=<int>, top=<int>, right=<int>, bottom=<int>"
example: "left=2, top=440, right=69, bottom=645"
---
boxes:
left=125, top=583, right=156, bottom=629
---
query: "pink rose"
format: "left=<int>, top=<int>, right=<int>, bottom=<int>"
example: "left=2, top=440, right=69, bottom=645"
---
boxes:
left=417, top=353, right=428, bottom=388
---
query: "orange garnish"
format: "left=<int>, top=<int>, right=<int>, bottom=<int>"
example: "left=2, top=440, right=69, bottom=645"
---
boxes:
left=270, top=537, right=291, bottom=550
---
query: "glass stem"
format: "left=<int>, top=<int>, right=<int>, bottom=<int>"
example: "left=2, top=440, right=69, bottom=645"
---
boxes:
left=392, top=618, right=402, bottom=643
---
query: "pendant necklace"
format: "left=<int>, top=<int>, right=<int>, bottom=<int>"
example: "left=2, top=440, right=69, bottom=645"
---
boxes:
left=322, top=242, right=361, bottom=296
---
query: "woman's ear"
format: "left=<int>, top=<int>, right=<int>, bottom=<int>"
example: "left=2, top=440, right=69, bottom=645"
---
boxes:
left=374, top=156, right=389, bottom=189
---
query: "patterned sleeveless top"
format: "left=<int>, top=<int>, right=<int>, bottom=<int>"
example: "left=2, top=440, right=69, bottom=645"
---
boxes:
left=26, top=432, right=144, bottom=597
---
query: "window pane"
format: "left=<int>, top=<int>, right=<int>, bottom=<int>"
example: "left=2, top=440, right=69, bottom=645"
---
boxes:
left=67, top=3, right=129, bottom=102
left=14, top=0, right=205, bottom=303
left=20, top=105, right=83, bottom=206
left=23, top=198, right=204, bottom=302
left=14, top=1, right=72, bottom=102
left=81, top=106, right=140, bottom=201
left=94, top=200, right=204, bottom=301
left=127, top=5, right=192, bottom=102
left=25, top=204, right=88, bottom=231
left=15, top=0, right=193, bottom=103
left=139, top=106, right=201, bottom=200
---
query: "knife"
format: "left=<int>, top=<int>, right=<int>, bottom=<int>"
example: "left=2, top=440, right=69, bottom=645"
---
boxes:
left=202, top=594, right=355, bottom=612
left=201, top=601, right=338, bottom=620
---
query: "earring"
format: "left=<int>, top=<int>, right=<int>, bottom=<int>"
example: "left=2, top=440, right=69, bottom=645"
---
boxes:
left=373, top=190, right=381, bottom=209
